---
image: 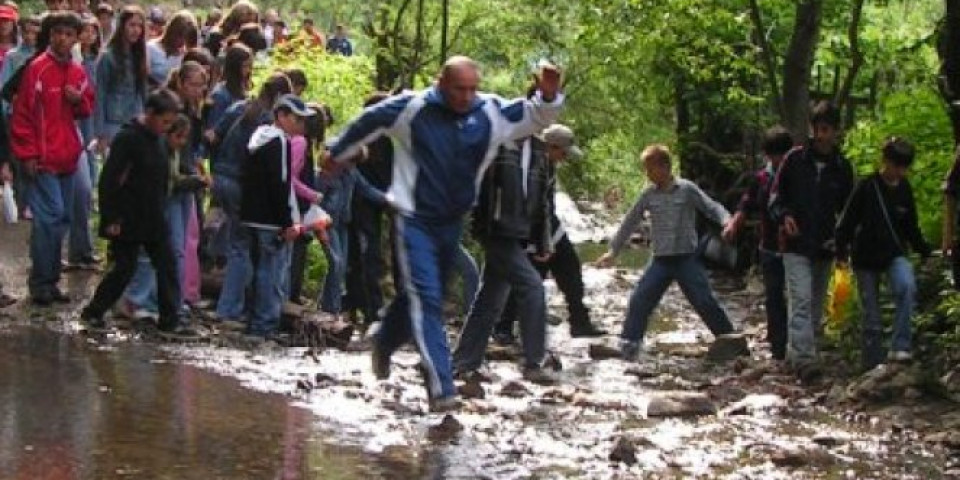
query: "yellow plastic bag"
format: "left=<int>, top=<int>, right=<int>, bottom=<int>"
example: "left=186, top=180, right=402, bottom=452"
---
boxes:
left=826, top=264, right=853, bottom=328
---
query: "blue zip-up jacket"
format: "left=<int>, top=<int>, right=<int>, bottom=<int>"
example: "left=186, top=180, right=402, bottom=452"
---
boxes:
left=211, top=101, right=270, bottom=180
left=328, top=85, right=563, bottom=222
left=317, top=167, right=388, bottom=225
left=94, top=49, right=146, bottom=141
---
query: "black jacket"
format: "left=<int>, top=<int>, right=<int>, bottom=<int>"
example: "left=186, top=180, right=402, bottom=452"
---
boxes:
left=97, top=118, right=170, bottom=242
left=836, top=173, right=930, bottom=270
left=473, top=137, right=552, bottom=255
left=240, top=125, right=294, bottom=230
left=769, top=142, right=855, bottom=258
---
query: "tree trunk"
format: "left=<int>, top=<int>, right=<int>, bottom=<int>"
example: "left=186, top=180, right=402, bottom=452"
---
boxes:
left=940, top=0, right=960, bottom=145
left=748, top=0, right=785, bottom=121
left=781, top=0, right=823, bottom=141
left=835, top=0, right=865, bottom=130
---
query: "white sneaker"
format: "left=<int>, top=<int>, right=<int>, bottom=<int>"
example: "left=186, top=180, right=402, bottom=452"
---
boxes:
left=888, top=351, right=913, bottom=362
left=133, top=308, right=160, bottom=321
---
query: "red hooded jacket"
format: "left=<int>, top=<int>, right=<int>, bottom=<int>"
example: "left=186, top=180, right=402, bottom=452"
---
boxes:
left=10, top=50, right=94, bottom=175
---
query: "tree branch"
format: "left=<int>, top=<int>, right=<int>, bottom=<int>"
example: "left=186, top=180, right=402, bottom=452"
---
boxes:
left=748, top=0, right=785, bottom=121
left=834, top=0, right=865, bottom=125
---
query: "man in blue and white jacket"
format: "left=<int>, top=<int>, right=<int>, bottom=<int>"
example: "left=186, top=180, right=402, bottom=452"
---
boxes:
left=326, top=56, right=563, bottom=411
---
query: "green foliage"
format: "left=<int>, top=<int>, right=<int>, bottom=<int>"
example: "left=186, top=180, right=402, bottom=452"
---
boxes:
left=254, top=41, right=376, bottom=133
left=303, top=239, right=328, bottom=298
left=844, top=87, right=954, bottom=241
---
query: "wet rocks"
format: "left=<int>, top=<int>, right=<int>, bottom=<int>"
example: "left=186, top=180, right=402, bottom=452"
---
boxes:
left=588, top=343, right=622, bottom=361
left=941, top=367, right=960, bottom=403
left=608, top=436, right=637, bottom=465
left=769, top=447, right=835, bottom=469
left=845, top=363, right=930, bottom=403
left=500, top=381, right=532, bottom=398
left=704, top=333, right=750, bottom=364
left=721, top=393, right=785, bottom=416
left=427, top=414, right=463, bottom=442
left=646, top=391, right=716, bottom=418
left=924, top=431, right=960, bottom=449
left=624, top=365, right=658, bottom=379
left=458, top=380, right=486, bottom=400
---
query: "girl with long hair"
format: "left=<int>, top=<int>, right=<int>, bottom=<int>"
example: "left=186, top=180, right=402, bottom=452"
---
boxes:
left=94, top=5, right=147, bottom=152
left=204, top=43, right=251, bottom=145
left=147, top=9, right=197, bottom=86
left=203, top=0, right=258, bottom=58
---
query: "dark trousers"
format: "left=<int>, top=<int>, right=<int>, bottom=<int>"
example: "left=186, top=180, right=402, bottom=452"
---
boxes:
left=344, top=204, right=392, bottom=323
left=454, top=237, right=547, bottom=371
left=498, top=234, right=590, bottom=334
left=288, top=234, right=312, bottom=302
left=760, top=249, right=788, bottom=359
left=85, top=237, right=181, bottom=328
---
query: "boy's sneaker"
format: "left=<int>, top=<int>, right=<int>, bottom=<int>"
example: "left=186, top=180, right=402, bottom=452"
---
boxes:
left=133, top=308, right=160, bottom=321
left=522, top=366, right=559, bottom=386
left=428, top=395, right=462, bottom=413
left=889, top=351, right=913, bottom=363
left=620, top=339, right=641, bottom=361
left=0, top=292, right=17, bottom=308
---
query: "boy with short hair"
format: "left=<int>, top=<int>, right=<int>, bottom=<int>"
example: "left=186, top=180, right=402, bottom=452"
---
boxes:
left=10, top=10, right=93, bottom=305
left=768, top=101, right=855, bottom=382
left=836, top=137, right=929, bottom=369
left=81, top=88, right=193, bottom=335
left=240, top=94, right=315, bottom=339
left=596, top=145, right=736, bottom=360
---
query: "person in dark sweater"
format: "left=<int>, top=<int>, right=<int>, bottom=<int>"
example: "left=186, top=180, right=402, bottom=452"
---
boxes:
left=453, top=128, right=556, bottom=385
left=240, top=94, right=315, bottom=339
left=768, top=101, right=854, bottom=382
left=722, top=125, right=794, bottom=359
left=836, top=137, right=930, bottom=369
left=80, top=89, right=195, bottom=336
left=0, top=108, right=15, bottom=308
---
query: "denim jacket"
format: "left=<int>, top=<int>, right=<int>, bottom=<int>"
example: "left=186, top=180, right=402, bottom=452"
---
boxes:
left=94, top=49, right=146, bottom=140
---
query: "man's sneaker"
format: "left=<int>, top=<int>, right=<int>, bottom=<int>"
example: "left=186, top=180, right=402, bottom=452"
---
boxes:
left=428, top=395, right=462, bottom=413
left=30, top=293, right=53, bottom=307
left=889, top=351, right=913, bottom=363
left=0, top=292, right=17, bottom=308
left=49, top=289, right=71, bottom=304
left=454, top=368, right=496, bottom=384
left=371, top=342, right=391, bottom=380
left=80, top=309, right=106, bottom=329
left=620, top=339, right=641, bottom=361
left=570, top=322, right=607, bottom=338
left=522, top=366, right=559, bottom=386
left=133, top=308, right=160, bottom=321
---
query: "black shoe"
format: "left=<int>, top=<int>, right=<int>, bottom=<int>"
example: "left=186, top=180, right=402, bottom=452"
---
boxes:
left=371, top=342, right=391, bottom=380
left=158, top=324, right=201, bottom=340
left=30, top=293, right=53, bottom=306
left=50, top=289, right=71, bottom=304
left=570, top=322, right=606, bottom=338
left=492, top=331, right=516, bottom=346
left=0, top=292, right=17, bottom=308
left=81, top=309, right=106, bottom=329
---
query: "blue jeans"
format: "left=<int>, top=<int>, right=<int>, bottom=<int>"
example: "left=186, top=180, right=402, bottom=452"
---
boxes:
left=320, top=221, right=349, bottom=314
left=855, top=256, right=916, bottom=369
left=215, top=177, right=251, bottom=319
left=453, top=237, right=546, bottom=372
left=27, top=172, right=75, bottom=297
left=453, top=244, right=479, bottom=316
left=376, top=216, right=461, bottom=400
left=782, top=253, right=833, bottom=367
left=68, top=151, right=95, bottom=263
left=125, top=193, right=191, bottom=312
left=620, top=254, right=734, bottom=344
left=760, top=249, right=788, bottom=359
left=248, top=228, right=292, bottom=337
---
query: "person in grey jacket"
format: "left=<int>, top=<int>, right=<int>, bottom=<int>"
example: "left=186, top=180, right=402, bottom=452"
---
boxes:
left=596, top=144, right=736, bottom=360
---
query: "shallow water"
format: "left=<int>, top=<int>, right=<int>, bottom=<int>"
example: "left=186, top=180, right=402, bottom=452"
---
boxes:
left=0, top=327, right=432, bottom=480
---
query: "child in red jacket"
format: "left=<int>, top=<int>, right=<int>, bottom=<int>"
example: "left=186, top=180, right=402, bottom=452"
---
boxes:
left=9, top=11, right=94, bottom=305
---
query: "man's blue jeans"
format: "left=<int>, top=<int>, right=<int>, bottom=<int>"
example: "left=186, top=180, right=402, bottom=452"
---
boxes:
left=620, top=254, right=734, bottom=344
left=375, top=216, right=461, bottom=400
left=249, top=228, right=292, bottom=337
left=855, top=256, right=916, bottom=369
left=27, top=172, right=75, bottom=297
left=68, top=151, right=95, bottom=263
left=782, top=253, right=833, bottom=367
left=214, top=177, right=251, bottom=319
